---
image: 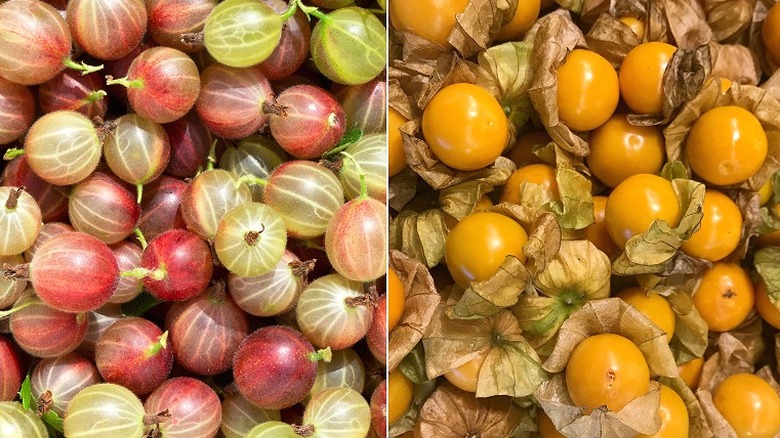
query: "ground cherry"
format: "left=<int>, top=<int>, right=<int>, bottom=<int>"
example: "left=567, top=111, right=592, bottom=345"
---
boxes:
left=678, top=357, right=704, bottom=391
left=680, top=190, right=742, bottom=262
left=494, top=0, right=540, bottom=41
left=475, top=195, right=493, bottom=212
left=443, top=350, right=487, bottom=393
left=640, top=384, right=689, bottom=438
left=422, top=83, right=508, bottom=171
left=757, top=204, right=780, bottom=247
left=713, top=373, right=780, bottom=438
left=565, top=333, right=650, bottom=413
left=505, top=130, right=549, bottom=167
left=557, top=49, right=619, bottom=132
left=583, top=196, right=620, bottom=257
left=759, top=179, right=773, bottom=206
left=500, top=164, right=559, bottom=205
left=686, top=105, right=767, bottom=186
left=619, top=16, right=645, bottom=39
left=587, top=114, right=665, bottom=188
left=619, top=42, right=676, bottom=116
left=389, top=107, right=407, bottom=176
left=763, top=2, right=780, bottom=65
left=605, top=174, right=681, bottom=248
left=615, top=287, right=675, bottom=343
left=445, top=212, right=528, bottom=288
left=537, top=411, right=565, bottom=438
left=692, top=263, right=754, bottom=332
left=389, top=0, right=469, bottom=47
left=388, top=267, right=405, bottom=331
left=388, top=368, right=413, bottom=425
left=755, top=281, right=780, bottom=330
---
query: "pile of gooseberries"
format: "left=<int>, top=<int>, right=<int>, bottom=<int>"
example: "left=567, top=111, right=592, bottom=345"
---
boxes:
left=0, top=0, right=387, bottom=436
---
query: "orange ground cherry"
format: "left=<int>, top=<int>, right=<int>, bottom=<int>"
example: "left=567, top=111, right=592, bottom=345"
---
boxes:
left=692, top=263, right=754, bottom=332
left=500, top=163, right=559, bottom=205
left=505, top=130, right=549, bottom=167
left=587, top=114, right=665, bottom=188
left=537, top=411, right=565, bottom=438
left=387, top=267, right=405, bottom=331
left=678, top=357, right=704, bottom=391
left=679, top=189, right=742, bottom=262
left=389, top=107, right=408, bottom=177
left=605, top=174, right=681, bottom=248
left=713, top=373, right=780, bottom=438
left=615, top=287, right=675, bottom=343
left=759, top=179, right=773, bottom=206
left=583, top=195, right=620, bottom=257
left=388, top=368, right=414, bottom=425
left=755, top=280, right=780, bottom=330
left=494, top=0, right=541, bottom=41
left=619, top=42, right=676, bottom=116
left=640, top=384, right=689, bottom=438
left=763, top=2, right=780, bottom=65
left=422, top=83, right=508, bottom=171
left=557, top=49, right=620, bottom=132
left=445, top=212, right=528, bottom=288
left=565, top=333, right=650, bottom=413
left=389, top=0, right=469, bottom=48
left=618, top=16, right=645, bottom=39
left=686, top=105, right=767, bottom=186
left=443, top=350, right=488, bottom=393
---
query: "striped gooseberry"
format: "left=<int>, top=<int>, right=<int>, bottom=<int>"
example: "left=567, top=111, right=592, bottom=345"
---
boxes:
left=303, top=387, right=371, bottom=438
left=0, top=401, right=47, bottom=438
left=0, top=77, right=35, bottom=144
left=227, top=249, right=308, bottom=317
left=68, top=172, right=140, bottom=244
left=0, top=335, right=21, bottom=402
left=257, top=0, right=311, bottom=80
left=220, top=391, right=281, bottom=438
left=296, top=274, right=373, bottom=350
left=109, top=241, right=143, bottom=304
left=66, top=0, right=147, bottom=61
left=24, top=111, right=102, bottom=186
left=144, top=377, right=222, bottom=438
left=0, top=187, right=41, bottom=256
left=23, top=222, right=71, bottom=262
left=180, top=169, right=252, bottom=240
left=107, top=47, right=201, bottom=124
left=366, top=294, right=387, bottom=364
left=268, top=85, right=347, bottom=159
left=336, top=133, right=387, bottom=201
left=214, top=202, right=287, bottom=277
left=163, top=112, right=212, bottom=178
left=137, top=176, right=188, bottom=242
left=263, top=161, right=345, bottom=239
left=325, top=197, right=387, bottom=282
left=63, top=383, right=146, bottom=438
left=309, top=348, right=365, bottom=402
left=370, top=381, right=387, bottom=437
left=309, top=7, right=387, bottom=85
left=196, top=64, right=274, bottom=139
left=246, top=422, right=301, bottom=437
left=95, top=317, right=173, bottom=396
left=38, top=71, right=107, bottom=120
left=9, top=292, right=88, bottom=358
left=2, top=156, right=68, bottom=223
left=148, top=0, right=217, bottom=53
left=165, top=282, right=249, bottom=376
left=219, top=135, right=288, bottom=201
left=30, top=352, right=101, bottom=417
left=332, top=76, right=387, bottom=134
left=76, top=304, right=123, bottom=359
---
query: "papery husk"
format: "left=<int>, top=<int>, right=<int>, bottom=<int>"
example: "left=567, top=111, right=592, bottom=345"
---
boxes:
left=513, top=240, right=611, bottom=354
left=585, top=13, right=643, bottom=68
left=748, top=0, right=777, bottom=75
left=756, top=247, right=780, bottom=301
left=527, top=11, right=590, bottom=157
left=423, top=305, right=547, bottom=398
left=448, top=0, right=517, bottom=59
left=389, top=344, right=437, bottom=437
left=665, top=81, right=780, bottom=191
left=628, top=45, right=712, bottom=126
left=478, top=41, right=536, bottom=145
left=661, top=0, right=713, bottom=48
left=535, top=376, right=662, bottom=437
left=725, top=188, right=762, bottom=261
left=612, top=178, right=706, bottom=276
left=670, top=304, right=710, bottom=365
left=657, top=376, right=715, bottom=438
left=446, top=203, right=561, bottom=318
left=704, top=0, right=754, bottom=42
left=416, top=383, right=533, bottom=438
left=543, top=298, right=679, bottom=377
left=726, top=316, right=765, bottom=364
left=388, top=250, right=441, bottom=372
left=762, top=62, right=780, bottom=102
left=389, top=207, right=448, bottom=269
left=698, top=331, right=755, bottom=393
left=708, top=42, right=761, bottom=85
left=388, top=167, right=418, bottom=212
left=437, top=157, right=516, bottom=221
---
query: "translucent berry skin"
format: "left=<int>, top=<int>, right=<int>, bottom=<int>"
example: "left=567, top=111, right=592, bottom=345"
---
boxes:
left=332, top=76, right=386, bottom=134
left=95, top=317, right=173, bottom=396
left=180, top=169, right=252, bottom=240
left=137, top=176, right=188, bottom=242
left=38, top=71, right=107, bottom=120
left=144, top=377, right=222, bottom=438
left=68, top=172, right=141, bottom=245
left=10, top=294, right=88, bottom=358
left=30, top=352, right=101, bottom=416
left=220, top=392, right=281, bottom=438
left=31, top=231, right=119, bottom=313
left=0, top=335, right=21, bottom=402
left=366, top=294, right=387, bottom=365
left=141, top=229, right=214, bottom=301
left=163, top=112, right=212, bottom=178
left=66, top=0, right=147, bottom=61
left=0, top=76, right=35, bottom=144
left=227, top=250, right=305, bottom=317
left=233, top=326, right=318, bottom=410
left=0, top=186, right=42, bottom=256
left=257, top=0, right=311, bottom=81
left=0, top=401, right=48, bottom=437
left=109, top=241, right=143, bottom=304
left=325, top=198, right=387, bottom=282
left=269, top=85, right=347, bottom=159
left=2, top=156, right=68, bottom=223
left=63, top=383, right=146, bottom=438
left=103, top=114, right=171, bottom=187
left=148, top=0, right=217, bottom=53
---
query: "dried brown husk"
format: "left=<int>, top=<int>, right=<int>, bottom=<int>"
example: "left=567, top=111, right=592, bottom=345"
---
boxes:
left=448, top=0, right=518, bottom=59
left=756, top=246, right=780, bottom=304
left=446, top=203, right=561, bottom=318
left=698, top=331, right=755, bottom=393
left=389, top=205, right=448, bottom=269
left=423, top=303, right=547, bottom=398
left=389, top=344, right=437, bottom=437
left=612, top=178, right=706, bottom=276
left=416, top=383, right=533, bottom=438
left=725, top=188, right=763, bottom=261
left=535, top=377, right=662, bottom=437
left=585, top=13, right=643, bottom=68
left=657, top=376, right=715, bottom=438
left=708, top=42, right=761, bottom=85
left=388, top=167, right=418, bottom=212
left=628, top=45, right=712, bottom=126
left=527, top=11, right=590, bottom=157
left=513, top=240, right=611, bottom=355
left=437, top=157, right=516, bottom=221
left=665, top=81, right=780, bottom=191
left=704, top=0, right=754, bottom=42
left=661, top=0, right=713, bottom=48
left=388, top=250, right=441, bottom=372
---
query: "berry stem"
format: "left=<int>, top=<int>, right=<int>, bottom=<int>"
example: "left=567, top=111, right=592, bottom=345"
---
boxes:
left=180, top=31, right=204, bottom=46
left=290, top=259, right=316, bottom=278
left=142, top=409, right=171, bottom=427
left=145, top=331, right=169, bottom=358
left=121, top=267, right=166, bottom=281
left=208, top=280, right=227, bottom=303
left=0, top=297, right=34, bottom=319
left=63, top=58, right=104, bottom=75
left=298, top=3, right=328, bottom=21
left=36, top=390, right=53, bottom=415
left=244, top=225, right=266, bottom=246
left=279, top=0, right=300, bottom=21
left=105, top=75, right=144, bottom=89
left=134, top=228, right=148, bottom=250
left=309, top=347, right=332, bottom=363
left=292, top=424, right=316, bottom=437
left=3, top=148, right=24, bottom=161
left=207, top=140, right=217, bottom=172
left=2, top=262, right=29, bottom=281
left=5, top=187, right=23, bottom=210
left=340, top=151, right=368, bottom=199
left=235, top=174, right=268, bottom=189
left=85, top=90, right=107, bottom=103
